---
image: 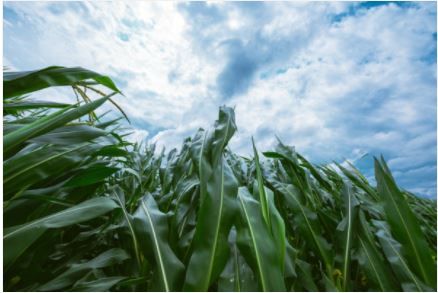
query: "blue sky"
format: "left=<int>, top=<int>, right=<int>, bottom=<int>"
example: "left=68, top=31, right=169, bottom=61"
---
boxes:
left=3, top=1, right=437, bottom=198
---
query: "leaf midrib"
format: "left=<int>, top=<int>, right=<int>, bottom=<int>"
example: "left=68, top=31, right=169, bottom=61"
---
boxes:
left=204, top=159, right=225, bottom=290
left=380, top=225, right=422, bottom=291
left=141, top=199, right=170, bottom=292
left=4, top=199, right=104, bottom=239
left=284, top=186, right=330, bottom=266
left=239, top=194, right=267, bottom=291
left=201, top=113, right=231, bottom=290
left=4, top=143, right=88, bottom=184
left=359, top=237, right=386, bottom=291
left=115, top=194, right=141, bottom=269
left=342, top=186, right=353, bottom=289
left=380, top=171, right=429, bottom=283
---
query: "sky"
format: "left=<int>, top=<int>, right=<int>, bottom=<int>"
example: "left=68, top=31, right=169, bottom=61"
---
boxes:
left=3, top=1, right=437, bottom=198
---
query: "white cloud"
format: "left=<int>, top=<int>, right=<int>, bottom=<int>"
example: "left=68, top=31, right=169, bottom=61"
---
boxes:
left=4, top=1, right=217, bottom=130
left=126, top=128, right=150, bottom=145
left=3, top=1, right=436, bottom=197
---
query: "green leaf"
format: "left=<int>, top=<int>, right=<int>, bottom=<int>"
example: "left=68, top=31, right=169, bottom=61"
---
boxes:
left=72, top=276, right=127, bottom=292
left=357, top=211, right=399, bottom=291
left=4, top=143, right=103, bottom=200
left=373, top=220, right=431, bottom=291
left=252, top=138, right=270, bottom=228
left=3, top=100, right=71, bottom=117
left=4, top=66, right=120, bottom=99
left=38, top=249, right=129, bottom=291
left=275, top=183, right=333, bottom=275
left=375, top=157, right=436, bottom=287
left=263, top=141, right=315, bottom=206
left=4, top=94, right=115, bottom=154
left=337, top=162, right=378, bottom=200
left=183, top=158, right=238, bottom=291
left=235, top=187, right=286, bottom=291
left=133, top=195, right=185, bottom=291
left=4, top=197, right=118, bottom=269
left=65, top=165, right=118, bottom=187
left=28, top=125, right=108, bottom=145
left=112, top=187, right=142, bottom=270
left=266, top=186, right=288, bottom=274
left=336, top=181, right=359, bottom=290
left=210, top=106, right=237, bottom=166
left=253, top=139, right=288, bottom=275
left=183, top=107, right=239, bottom=291
left=217, top=228, right=258, bottom=292
left=294, top=259, right=319, bottom=291
left=298, top=154, right=334, bottom=192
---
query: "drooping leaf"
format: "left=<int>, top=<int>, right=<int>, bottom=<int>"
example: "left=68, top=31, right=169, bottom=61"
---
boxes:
left=4, top=197, right=118, bottom=268
left=38, top=249, right=129, bottom=291
left=4, top=143, right=104, bottom=200
left=4, top=94, right=115, bottom=154
left=65, top=165, right=119, bottom=188
left=4, top=66, right=120, bottom=99
left=3, top=100, right=71, bottom=116
left=28, top=124, right=108, bottom=145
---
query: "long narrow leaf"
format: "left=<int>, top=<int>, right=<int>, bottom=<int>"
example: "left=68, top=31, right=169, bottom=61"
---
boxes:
left=375, top=157, right=436, bottom=287
left=4, top=94, right=115, bottom=154
left=133, top=195, right=184, bottom=291
left=336, top=182, right=359, bottom=290
left=235, top=187, right=286, bottom=291
left=4, top=66, right=120, bottom=98
left=184, top=107, right=238, bottom=291
left=4, top=197, right=118, bottom=268
left=38, top=249, right=129, bottom=291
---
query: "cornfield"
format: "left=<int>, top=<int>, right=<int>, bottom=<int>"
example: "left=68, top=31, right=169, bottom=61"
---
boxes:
left=3, top=66, right=437, bottom=292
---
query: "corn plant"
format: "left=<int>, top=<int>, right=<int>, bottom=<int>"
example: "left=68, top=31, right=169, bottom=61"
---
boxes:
left=3, top=66, right=437, bottom=292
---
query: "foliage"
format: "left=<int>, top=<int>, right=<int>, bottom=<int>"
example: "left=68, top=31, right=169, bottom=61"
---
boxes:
left=3, top=66, right=437, bottom=292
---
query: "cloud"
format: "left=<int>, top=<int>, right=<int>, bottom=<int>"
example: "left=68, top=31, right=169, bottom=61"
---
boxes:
left=216, top=38, right=259, bottom=98
left=126, top=129, right=150, bottom=145
left=178, top=2, right=351, bottom=99
left=4, top=1, right=216, bottom=135
left=3, top=1, right=436, bottom=197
